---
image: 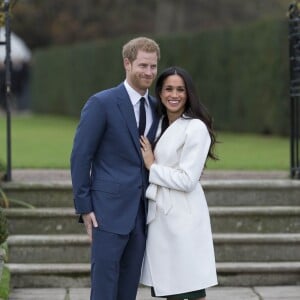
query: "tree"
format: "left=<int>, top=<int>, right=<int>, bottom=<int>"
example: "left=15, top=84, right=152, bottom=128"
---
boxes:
left=9, top=0, right=291, bottom=49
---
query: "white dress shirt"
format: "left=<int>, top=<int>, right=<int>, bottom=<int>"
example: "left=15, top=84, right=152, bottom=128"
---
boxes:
left=124, top=80, right=153, bottom=135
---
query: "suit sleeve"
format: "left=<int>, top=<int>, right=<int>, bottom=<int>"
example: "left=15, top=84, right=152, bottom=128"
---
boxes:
left=149, top=120, right=211, bottom=192
left=70, top=95, right=106, bottom=214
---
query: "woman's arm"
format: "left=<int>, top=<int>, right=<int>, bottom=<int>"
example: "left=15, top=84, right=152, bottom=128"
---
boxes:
left=148, top=120, right=211, bottom=192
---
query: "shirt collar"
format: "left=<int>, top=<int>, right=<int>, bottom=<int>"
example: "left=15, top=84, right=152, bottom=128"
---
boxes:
left=124, top=80, right=149, bottom=106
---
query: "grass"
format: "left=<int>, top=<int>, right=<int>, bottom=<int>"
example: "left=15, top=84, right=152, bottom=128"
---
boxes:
left=0, top=267, right=10, bottom=300
left=0, top=114, right=290, bottom=170
left=207, top=132, right=289, bottom=170
left=0, top=114, right=77, bottom=169
left=0, top=243, right=9, bottom=300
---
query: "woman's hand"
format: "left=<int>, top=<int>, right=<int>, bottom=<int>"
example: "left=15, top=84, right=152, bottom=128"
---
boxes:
left=140, top=136, right=155, bottom=170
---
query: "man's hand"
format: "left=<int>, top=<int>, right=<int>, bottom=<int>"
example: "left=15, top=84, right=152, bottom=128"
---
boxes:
left=82, top=212, right=98, bottom=243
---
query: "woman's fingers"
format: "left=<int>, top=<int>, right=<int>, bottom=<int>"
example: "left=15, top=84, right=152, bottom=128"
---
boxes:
left=140, top=136, right=151, bottom=151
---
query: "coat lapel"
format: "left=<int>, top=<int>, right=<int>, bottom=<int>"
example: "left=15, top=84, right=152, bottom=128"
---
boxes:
left=116, top=84, right=159, bottom=153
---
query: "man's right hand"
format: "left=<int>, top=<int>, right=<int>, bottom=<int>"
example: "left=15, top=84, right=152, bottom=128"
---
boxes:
left=82, top=212, right=99, bottom=243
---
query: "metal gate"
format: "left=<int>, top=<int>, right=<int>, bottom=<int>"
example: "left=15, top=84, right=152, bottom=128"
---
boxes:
left=288, top=2, right=300, bottom=179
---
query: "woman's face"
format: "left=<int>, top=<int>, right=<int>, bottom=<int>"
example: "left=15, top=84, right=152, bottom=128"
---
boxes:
left=160, top=74, right=187, bottom=117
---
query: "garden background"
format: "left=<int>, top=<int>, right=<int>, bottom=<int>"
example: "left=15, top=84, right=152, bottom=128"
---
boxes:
left=0, top=0, right=293, bottom=171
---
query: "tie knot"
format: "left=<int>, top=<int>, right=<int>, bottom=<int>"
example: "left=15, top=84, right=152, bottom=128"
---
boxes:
left=140, top=97, right=145, bottom=104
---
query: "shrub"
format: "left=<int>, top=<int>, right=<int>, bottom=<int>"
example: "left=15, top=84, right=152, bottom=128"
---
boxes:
left=30, top=18, right=289, bottom=135
left=0, top=209, right=8, bottom=245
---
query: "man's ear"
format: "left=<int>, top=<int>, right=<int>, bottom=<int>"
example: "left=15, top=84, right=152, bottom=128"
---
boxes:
left=124, top=58, right=131, bottom=71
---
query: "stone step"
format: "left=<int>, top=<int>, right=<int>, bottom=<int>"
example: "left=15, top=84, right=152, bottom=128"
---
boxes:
left=7, top=286, right=300, bottom=300
left=204, top=179, right=300, bottom=206
left=7, top=234, right=300, bottom=263
left=7, top=263, right=90, bottom=288
left=210, top=206, right=300, bottom=233
left=7, top=286, right=159, bottom=300
left=214, top=233, right=300, bottom=262
left=8, top=235, right=90, bottom=264
left=2, top=179, right=300, bottom=207
left=4, top=206, right=300, bottom=235
left=4, top=208, right=86, bottom=235
left=216, top=261, right=300, bottom=286
left=7, top=262, right=300, bottom=288
left=2, top=182, right=72, bottom=207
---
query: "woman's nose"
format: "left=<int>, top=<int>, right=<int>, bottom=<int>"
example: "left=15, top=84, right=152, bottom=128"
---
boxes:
left=171, top=90, right=178, bottom=97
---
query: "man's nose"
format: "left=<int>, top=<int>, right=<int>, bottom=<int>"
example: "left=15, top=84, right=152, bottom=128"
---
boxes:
left=144, top=66, right=152, bottom=75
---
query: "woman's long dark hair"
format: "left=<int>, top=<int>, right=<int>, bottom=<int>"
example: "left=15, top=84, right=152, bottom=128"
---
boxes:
left=155, top=66, right=217, bottom=160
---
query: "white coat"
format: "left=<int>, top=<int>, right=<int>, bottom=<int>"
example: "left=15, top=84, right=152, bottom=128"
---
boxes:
left=140, top=117, right=218, bottom=296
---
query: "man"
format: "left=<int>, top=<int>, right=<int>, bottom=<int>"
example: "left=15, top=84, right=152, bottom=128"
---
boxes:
left=70, top=37, right=160, bottom=300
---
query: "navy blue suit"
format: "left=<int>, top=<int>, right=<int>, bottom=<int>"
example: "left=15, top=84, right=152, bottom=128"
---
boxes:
left=71, top=83, right=158, bottom=300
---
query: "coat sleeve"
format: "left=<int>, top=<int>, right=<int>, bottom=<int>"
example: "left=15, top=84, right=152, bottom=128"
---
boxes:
left=70, top=95, right=106, bottom=214
left=149, top=120, right=211, bottom=192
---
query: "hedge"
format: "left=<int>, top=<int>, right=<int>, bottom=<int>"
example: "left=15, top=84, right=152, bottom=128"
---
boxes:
left=31, top=18, right=290, bottom=135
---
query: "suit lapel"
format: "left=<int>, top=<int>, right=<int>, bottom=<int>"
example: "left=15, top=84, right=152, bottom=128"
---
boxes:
left=147, top=96, right=159, bottom=145
left=116, top=84, right=141, bottom=154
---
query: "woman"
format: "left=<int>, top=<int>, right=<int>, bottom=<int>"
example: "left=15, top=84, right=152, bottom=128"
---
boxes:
left=140, top=66, right=218, bottom=300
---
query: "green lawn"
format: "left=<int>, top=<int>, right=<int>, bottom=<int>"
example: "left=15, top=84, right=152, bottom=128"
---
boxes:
left=0, top=114, right=289, bottom=170
left=0, top=115, right=77, bottom=169
left=207, top=132, right=289, bottom=170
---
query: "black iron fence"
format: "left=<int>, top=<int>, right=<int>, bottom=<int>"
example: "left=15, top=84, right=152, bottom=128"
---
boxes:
left=289, top=2, right=300, bottom=179
left=0, top=0, right=12, bottom=181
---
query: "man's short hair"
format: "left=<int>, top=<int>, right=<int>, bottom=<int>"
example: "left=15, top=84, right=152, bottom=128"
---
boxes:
left=122, top=37, right=160, bottom=62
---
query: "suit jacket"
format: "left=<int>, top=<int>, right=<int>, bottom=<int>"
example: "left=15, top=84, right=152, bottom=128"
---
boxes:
left=70, top=83, right=159, bottom=234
